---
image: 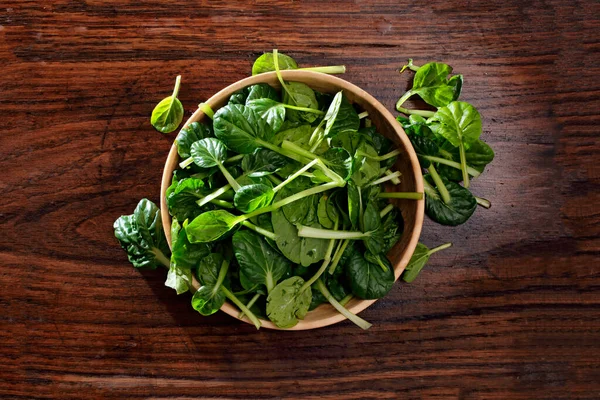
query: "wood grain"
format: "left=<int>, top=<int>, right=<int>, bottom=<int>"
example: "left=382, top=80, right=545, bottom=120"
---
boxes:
left=1, top=0, right=599, bottom=398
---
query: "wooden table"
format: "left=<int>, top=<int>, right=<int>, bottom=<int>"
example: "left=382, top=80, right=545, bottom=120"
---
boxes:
left=1, top=1, right=599, bottom=398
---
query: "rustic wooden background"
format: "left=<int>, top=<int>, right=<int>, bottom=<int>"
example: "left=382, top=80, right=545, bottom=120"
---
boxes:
left=1, top=1, right=599, bottom=398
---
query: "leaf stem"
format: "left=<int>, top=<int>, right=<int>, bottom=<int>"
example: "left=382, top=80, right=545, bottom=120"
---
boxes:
left=379, top=204, right=394, bottom=218
left=339, top=294, right=353, bottom=307
left=385, top=169, right=401, bottom=185
left=399, top=59, right=420, bottom=73
left=298, top=65, right=346, bottom=74
left=221, top=286, right=262, bottom=329
left=196, top=184, right=232, bottom=208
left=428, top=164, right=451, bottom=204
left=395, top=90, right=414, bottom=110
left=179, top=157, right=195, bottom=169
left=217, top=163, right=241, bottom=192
left=273, top=49, right=292, bottom=98
left=298, top=225, right=370, bottom=240
left=273, top=159, right=318, bottom=192
left=241, top=220, right=277, bottom=241
left=459, top=142, right=470, bottom=188
left=266, top=174, right=282, bottom=185
left=328, top=238, right=350, bottom=275
left=171, top=75, right=182, bottom=104
left=429, top=242, right=452, bottom=255
left=198, top=102, right=214, bottom=119
left=397, top=106, right=435, bottom=118
left=225, top=154, right=244, bottom=164
left=300, top=221, right=338, bottom=293
left=357, top=149, right=401, bottom=161
left=475, top=196, right=492, bottom=209
left=238, top=293, right=261, bottom=319
left=152, top=248, right=171, bottom=268
left=368, top=171, right=402, bottom=187
left=210, top=199, right=234, bottom=209
left=282, top=104, right=325, bottom=115
left=358, top=111, right=369, bottom=119
left=316, top=279, right=372, bottom=330
left=423, top=155, right=481, bottom=177
left=378, top=192, right=424, bottom=200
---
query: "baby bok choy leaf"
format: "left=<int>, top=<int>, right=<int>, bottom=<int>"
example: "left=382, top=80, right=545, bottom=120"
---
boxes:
left=190, top=138, right=241, bottom=191
left=266, top=276, right=312, bottom=329
left=396, top=61, right=462, bottom=109
left=402, top=242, right=452, bottom=283
left=191, top=253, right=230, bottom=316
left=346, top=251, right=395, bottom=300
left=233, top=230, right=292, bottom=294
left=424, top=174, right=476, bottom=226
left=428, top=101, right=482, bottom=188
left=151, top=75, right=184, bottom=133
left=114, top=199, right=171, bottom=269
left=252, top=50, right=346, bottom=76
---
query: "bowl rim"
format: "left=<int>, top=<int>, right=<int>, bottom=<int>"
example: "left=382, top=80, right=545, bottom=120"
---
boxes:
left=160, top=70, right=424, bottom=330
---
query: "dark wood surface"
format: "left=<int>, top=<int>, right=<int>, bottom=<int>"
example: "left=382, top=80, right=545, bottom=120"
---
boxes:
left=1, top=1, right=599, bottom=398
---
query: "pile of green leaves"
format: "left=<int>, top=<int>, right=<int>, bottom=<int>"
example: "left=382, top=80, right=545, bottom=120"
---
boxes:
left=115, top=52, right=495, bottom=330
left=395, top=59, right=494, bottom=228
left=115, top=50, right=425, bottom=330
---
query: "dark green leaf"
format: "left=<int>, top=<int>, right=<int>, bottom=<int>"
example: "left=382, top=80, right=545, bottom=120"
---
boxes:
left=233, top=230, right=292, bottom=293
left=241, top=148, right=288, bottom=178
left=213, top=104, right=272, bottom=154
left=346, top=251, right=395, bottom=299
left=113, top=199, right=170, bottom=269
left=362, top=202, right=384, bottom=255
left=381, top=208, right=404, bottom=252
left=166, top=178, right=210, bottom=222
left=234, top=184, right=275, bottom=213
left=228, top=87, right=250, bottom=105
left=190, top=138, right=227, bottom=168
left=175, top=122, right=213, bottom=159
left=272, top=208, right=302, bottom=264
left=246, top=83, right=280, bottom=103
left=283, top=82, right=319, bottom=123
left=246, top=98, right=286, bottom=134
left=424, top=174, right=476, bottom=226
left=409, top=135, right=440, bottom=168
left=321, top=147, right=353, bottom=181
left=401, top=243, right=429, bottom=283
left=191, top=253, right=228, bottom=316
left=324, top=93, right=359, bottom=138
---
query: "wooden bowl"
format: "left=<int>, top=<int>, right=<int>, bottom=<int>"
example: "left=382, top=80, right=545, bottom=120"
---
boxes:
left=160, top=70, right=424, bottom=330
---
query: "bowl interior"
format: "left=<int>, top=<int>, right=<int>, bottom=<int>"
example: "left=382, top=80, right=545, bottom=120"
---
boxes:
left=160, top=70, right=424, bottom=330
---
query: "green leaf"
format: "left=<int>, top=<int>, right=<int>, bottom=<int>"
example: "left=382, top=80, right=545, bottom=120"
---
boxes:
left=424, top=174, right=477, bottom=226
left=430, top=101, right=482, bottom=150
left=317, top=194, right=338, bottom=229
left=330, top=131, right=364, bottom=156
left=279, top=177, right=314, bottom=224
left=361, top=202, right=384, bottom=255
left=252, top=51, right=298, bottom=75
left=381, top=208, right=404, bottom=252
left=324, top=93, right=360, bottom=138
left=241, top=148, right=288, bottom=178
left=151, top=76, right=184, bottom=133
left=272, top=124, right=312, bottom=148
left=245, top=83, right=280, bottom=103
left=175, top=122, right=213, bottom=159
left=166, top=178, right=211, bottom=222
left=190, top=138, right=227, bottom=168
left=185, top=210, right=240, bottom=243
left=165, top=263, right=192, bottom=294
left=272, top=208, right=302, bottom=264
left=410, top=63, right=459, bottom=107
left=351, top=142, right=380, bottom=186
left=409, top=135, right=440, bottom=169
left=114, top=199, right=170, bottom=269
left=402, top=242, right=451, bottom=283
left=246, top=98, right=286, bottom=134
left=346, top=181, right=360, bottom=229
left=346, top=251, right=395, bottom=299
left=283, top=82, right=319, bottom=123
left=266, top=276, right=312, bottom=328
left=321, top=147, right=353, bottom=181
left=228, top=87, right=250, bottom=105
left=233, top=230, right=292, bottom=293
left=300, top=221, right=330, bottom=267
left=213, top=104, right=273, bottom=154
left=437, top=139, right=495, bottom=181
left=234, top=184, right=275, bottom=213
left=191, top=253, right=229, bottom=316
left=171, top=219, right=211, bottom=269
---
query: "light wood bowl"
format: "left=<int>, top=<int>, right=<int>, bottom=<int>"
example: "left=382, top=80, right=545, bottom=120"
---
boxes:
left=160, top=71, right=424, bottom=330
